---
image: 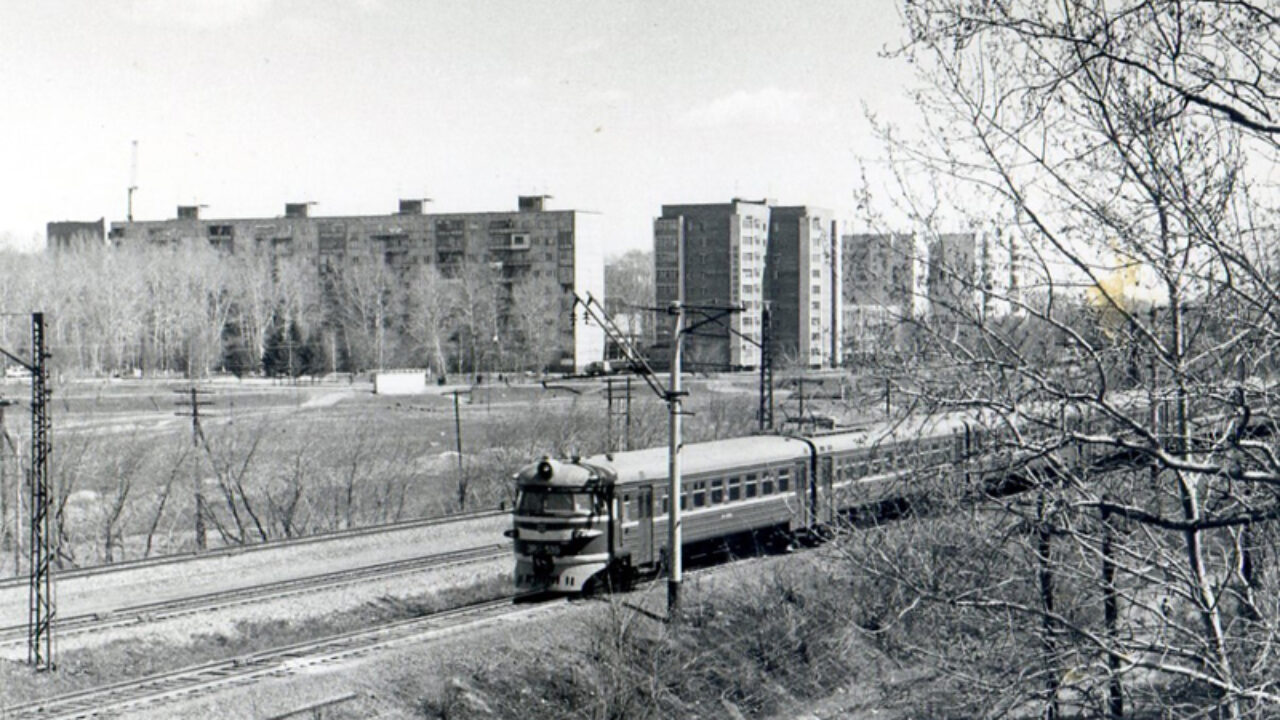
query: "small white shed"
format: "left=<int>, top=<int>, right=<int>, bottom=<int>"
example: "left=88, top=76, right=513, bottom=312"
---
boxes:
left=373, top=369, right=428, bottom=395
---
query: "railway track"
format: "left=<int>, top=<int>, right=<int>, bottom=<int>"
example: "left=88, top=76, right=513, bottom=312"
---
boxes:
left=1, top=595, right=560, bottom=720
left=0, top=507, right=507, bottom=591
left=0, top=543, right=510, bottom=646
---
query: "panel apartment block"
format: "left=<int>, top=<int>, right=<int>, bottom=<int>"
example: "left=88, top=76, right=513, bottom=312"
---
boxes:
left=841, top=233, right=922, bottom=358
left=927, top=232, right=978, bottom=324
left=46, top=219, right=105, bottom=251
left=106, top=196, right=604, bottom=372
left=766, top=206, right=837, bottom=369
left=653, top=200, right=769, bottom=370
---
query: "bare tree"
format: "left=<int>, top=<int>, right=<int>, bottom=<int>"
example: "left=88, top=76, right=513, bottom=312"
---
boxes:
left=506, top=272, right=565, bottom=371
left=606, top=249, right=656, bottom=350
left=201, top=425, right=269, bottom=545
left=844, top=0, right=1280, bottom=716
left=142, top=443, right=188, bottom=558
left=400, top=263, right=455, bottom=375
left=335, top=256, right=397, bottom=372
left=449, top=260, right=501, bottom=376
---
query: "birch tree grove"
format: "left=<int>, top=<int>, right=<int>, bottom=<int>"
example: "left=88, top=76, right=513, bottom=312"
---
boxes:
left=0, top=241, right=605, bottom=377
left=847, top=1, right=1280, bottom=716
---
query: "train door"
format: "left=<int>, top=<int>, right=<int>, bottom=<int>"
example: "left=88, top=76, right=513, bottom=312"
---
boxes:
left=635, top=486, right=654, bottom=567
left=791, top=461, right=810, bottom=532
left=818, top=456, right=834, bottom=524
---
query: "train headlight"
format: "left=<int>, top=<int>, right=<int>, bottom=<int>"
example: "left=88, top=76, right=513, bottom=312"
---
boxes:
left=537, top=458, right=555, bottom=480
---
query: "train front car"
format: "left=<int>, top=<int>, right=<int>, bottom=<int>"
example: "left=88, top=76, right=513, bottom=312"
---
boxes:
left=509, top=456, right=614, bottom=594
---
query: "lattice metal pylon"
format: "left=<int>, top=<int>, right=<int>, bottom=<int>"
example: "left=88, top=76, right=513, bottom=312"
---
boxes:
left=28, top=312, right=53, bottom=670
left=759, top=303, right=773, bottom=431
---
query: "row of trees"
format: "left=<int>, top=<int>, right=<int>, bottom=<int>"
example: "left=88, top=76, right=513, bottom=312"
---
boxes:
left=0, top=243, right=570, bottom=378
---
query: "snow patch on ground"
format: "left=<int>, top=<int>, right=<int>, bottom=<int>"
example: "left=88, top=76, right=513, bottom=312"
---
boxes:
left=301, top=392, right=351, bottom=409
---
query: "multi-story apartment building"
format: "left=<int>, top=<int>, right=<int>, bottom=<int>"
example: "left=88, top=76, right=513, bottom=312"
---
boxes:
left=46, top=219, right=105, bottom=251
left=107, top=196, right=605, bottom=371
left=927, top=232, right=979, bottom=324
left=841, top=233, right=923, bottom=358
left=766, top=206, right=839, bottom=368
left=654, top=199, right=841, bottom=371
left=653, top=199, right=771, bottom=370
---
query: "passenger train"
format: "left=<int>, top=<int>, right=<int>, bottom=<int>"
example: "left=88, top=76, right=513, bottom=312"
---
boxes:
left=508, top=414, right=998, bottom=593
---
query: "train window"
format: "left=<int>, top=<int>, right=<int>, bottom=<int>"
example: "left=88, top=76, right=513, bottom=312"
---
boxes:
left=662, top=495, right=669, bottom=514
left=693, top=481, right=706, bottom=508
left=728, top=477, right=741, bottom=501
left=778, top=470, right=790, bottom=492
left=762, top=474, right=775, bottom=495
left=710, top=479, right=724, bottom=504
left=516, top=490, right=591, bottom=515
left=680, top=492, right=688, bottom=511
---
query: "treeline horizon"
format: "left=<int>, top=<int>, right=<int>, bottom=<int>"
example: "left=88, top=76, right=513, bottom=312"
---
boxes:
left=0, top=241, right=578, bottom=379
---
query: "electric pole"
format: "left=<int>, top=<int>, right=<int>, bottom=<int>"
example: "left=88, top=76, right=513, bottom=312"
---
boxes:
left=174, top=387, right=212, bottom=551
left=0, top=396, right=15, bottom=577
left=759, top=302, right=773, bottom=431
left=29, top=314, right=52, bottom=669
left=448, top=389, right=469, bottom=509
left=575, top=292, right=739, bottom=622
left=1, top=314, right=56, bottom=670
left=666, top=301, right=686, bottom=617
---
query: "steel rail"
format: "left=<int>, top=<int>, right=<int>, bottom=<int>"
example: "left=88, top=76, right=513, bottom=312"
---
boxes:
left=0, top=507, right=506, bottom=589
left=2, top=596, right=560, bottom=720
left=0, top=543, right=510, bottom=645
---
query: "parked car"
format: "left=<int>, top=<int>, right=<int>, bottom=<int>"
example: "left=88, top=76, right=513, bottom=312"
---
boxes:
left=4, top=365, right=31, bottom=380
left=585, top=360, right=615, bottom=376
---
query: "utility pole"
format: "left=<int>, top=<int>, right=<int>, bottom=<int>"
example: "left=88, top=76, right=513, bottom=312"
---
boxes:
left=1, top=313, right=56, bottom=670
left=447, top=388, right=471, bottom=509
left=666, top=301, right=686, bottom=617
left=0, top=397, right=15, bottom=577
left=174, top=387, right=212, bottom=551
left=29, top=314, right=52, bottom=670
left=574, top=292, right=738, bottom=622
left=758, top=303, right=773, bottom=432
left=797, top=377, right=806, bottom=425
left=448, top=389, right=467, bottom=479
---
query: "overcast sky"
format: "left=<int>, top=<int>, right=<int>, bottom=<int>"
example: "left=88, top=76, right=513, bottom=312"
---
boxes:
left=1, top=0, right=920, bottom=254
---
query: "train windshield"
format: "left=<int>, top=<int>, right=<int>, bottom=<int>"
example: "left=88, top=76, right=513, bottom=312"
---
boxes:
left=516, top=489, right=597, bottom=516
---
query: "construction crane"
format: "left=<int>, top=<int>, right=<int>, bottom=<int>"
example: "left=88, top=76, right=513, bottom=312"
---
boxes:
left=127, top=140, right=138, bottom=222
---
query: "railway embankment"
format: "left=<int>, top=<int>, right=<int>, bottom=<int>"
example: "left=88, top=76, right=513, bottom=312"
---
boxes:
left=124, top=552, right=913, bottom=720
left=0, top=512, right=509, bottom=634
left=0, top=512, right=514, bottom=710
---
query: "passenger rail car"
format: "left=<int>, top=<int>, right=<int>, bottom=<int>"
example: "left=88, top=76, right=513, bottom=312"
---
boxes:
left=509, top=415, right=983, bottom=593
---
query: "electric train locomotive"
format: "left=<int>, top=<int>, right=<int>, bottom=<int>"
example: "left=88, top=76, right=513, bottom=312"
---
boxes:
left=509, top=414, right=983, bottom=593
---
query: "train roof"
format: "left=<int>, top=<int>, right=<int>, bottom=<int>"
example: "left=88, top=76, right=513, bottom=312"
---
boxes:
left=806, top=412, right=973, bottom=455
left=582, top=434, right=812, bottom=486
left=516, top=411, right=983, bottom=490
